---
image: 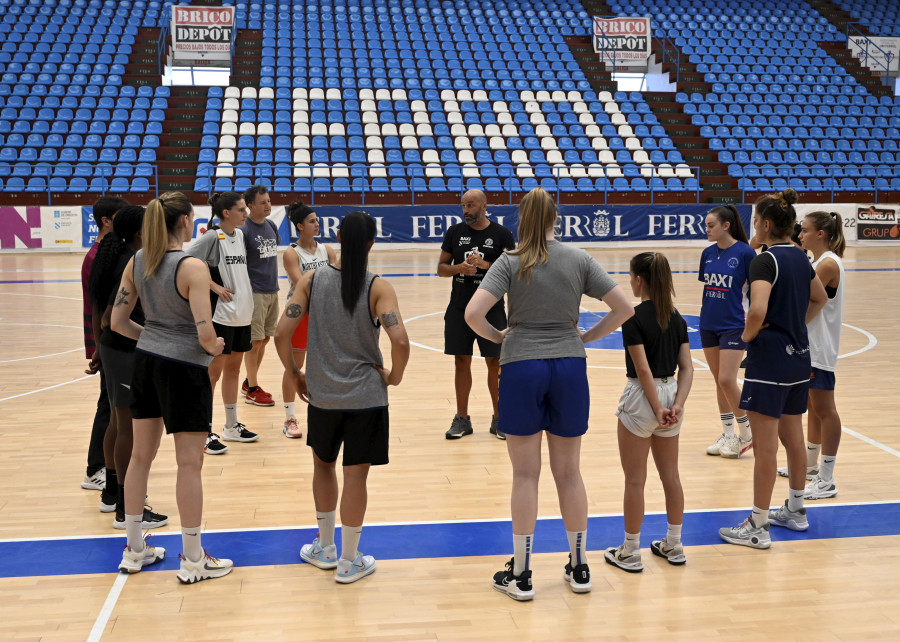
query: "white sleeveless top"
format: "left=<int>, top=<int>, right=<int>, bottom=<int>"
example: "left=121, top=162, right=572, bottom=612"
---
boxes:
left=212, top=228, right=254, bottom=327
left=287, top=241, right=330, bottom=300
left=808, top=251, right=844, bottom=372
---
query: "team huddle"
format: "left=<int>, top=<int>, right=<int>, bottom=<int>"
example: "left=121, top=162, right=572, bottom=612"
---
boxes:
left=78, top=185, right=846, bottom=595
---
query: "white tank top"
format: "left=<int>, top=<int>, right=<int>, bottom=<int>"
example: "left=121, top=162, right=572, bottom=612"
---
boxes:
left=212, top=228, right=255, bottom=327
left=287, top=241, right=330, bottom=300
left=808, top=251, right=844, bottom=371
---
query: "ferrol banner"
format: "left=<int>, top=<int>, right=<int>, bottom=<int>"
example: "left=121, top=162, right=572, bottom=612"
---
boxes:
left=171, top=6, right=235, bottom=67
left=592, top=16, right=652, bottom=66
left=856, top=204, right=899, bottom=241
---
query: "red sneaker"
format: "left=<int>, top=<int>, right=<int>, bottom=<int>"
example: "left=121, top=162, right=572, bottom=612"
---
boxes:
left=245, top=386, right=275, bottom=407
left=241, top=380, right=250, bottom=397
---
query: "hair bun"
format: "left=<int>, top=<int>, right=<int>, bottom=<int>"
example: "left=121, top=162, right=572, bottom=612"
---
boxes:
left=781, top=188, right=798, bottom=205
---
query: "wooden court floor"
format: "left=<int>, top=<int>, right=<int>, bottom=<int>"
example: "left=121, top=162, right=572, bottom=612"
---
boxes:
left=1, top=245, right=899, bottom=640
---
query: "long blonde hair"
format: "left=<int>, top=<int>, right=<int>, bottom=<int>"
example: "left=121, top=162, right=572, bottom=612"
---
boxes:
left=142, top=192, right=193, bottom=278
left=509, top=187, right=556, bottom=282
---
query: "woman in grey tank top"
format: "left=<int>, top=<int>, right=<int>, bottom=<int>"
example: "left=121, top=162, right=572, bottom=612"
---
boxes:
left=274, top=211, right=410, bottom=584
left=465, top=188, right=634, bottom=600
left=110, top=191, right=235, bottom=585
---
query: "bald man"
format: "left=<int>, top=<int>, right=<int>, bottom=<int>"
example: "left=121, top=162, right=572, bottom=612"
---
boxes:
left=438, top=190, right=515, bottom=440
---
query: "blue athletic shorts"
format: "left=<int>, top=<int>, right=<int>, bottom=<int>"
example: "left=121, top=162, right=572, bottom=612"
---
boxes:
left=498, top=357, right=589, bottom=438
left=739, top=379, right=809, bottom=419
left=700, top=328, right=746, bottom=350
left=809, top=367, right=836, bottom=391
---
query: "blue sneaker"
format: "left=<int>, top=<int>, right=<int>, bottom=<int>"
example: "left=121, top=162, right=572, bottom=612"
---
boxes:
left=334, top=552, right=376, bottom=584
left=300, top=536, right=338, bottom=570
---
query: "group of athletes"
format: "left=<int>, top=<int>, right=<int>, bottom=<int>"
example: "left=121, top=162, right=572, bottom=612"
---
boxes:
left=77, top=184, right=847, bottom=595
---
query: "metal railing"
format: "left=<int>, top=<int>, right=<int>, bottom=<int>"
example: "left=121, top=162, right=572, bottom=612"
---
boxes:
left=652, top=35, right=681, bottom=85
left=846, top=23, right=896, bottom=86
left=737, top=164, right=894, bottom=202
left=0, top=162, right=160, bottom=205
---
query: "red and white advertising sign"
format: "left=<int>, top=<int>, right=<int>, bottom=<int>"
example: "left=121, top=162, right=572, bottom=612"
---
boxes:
left=592, top=16, right=652, bottom=66
left=171, top=6, right=235, bottom=67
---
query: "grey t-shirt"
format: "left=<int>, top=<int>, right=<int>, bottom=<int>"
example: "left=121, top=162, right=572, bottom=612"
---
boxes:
left=241, top=217, right=280, bottom=293
left=478, top=240, right=618, bottom=365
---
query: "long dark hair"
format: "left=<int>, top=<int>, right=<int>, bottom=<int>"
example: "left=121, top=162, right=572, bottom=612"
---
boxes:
left=805, top=211, right=846, bottom=257
left=630, top=251, right=675, bottom=331
left=89, top=205, right=145, bottom=308
left=708, top=204, right=749, bottom=244
left=208, top=191, right=243, bottom=228
left=338, top=211, right=377, bottom=313
left=755, top=188, right=799, bottom=239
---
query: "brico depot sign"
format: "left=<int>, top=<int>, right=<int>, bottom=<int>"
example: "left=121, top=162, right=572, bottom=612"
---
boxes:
left=171, top=6, right=235, bottom=67
left=592, top=16, right=652, bottom=65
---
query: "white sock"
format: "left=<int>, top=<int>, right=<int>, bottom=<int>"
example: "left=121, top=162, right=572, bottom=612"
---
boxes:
left=513, top=533, right=532, bottom=575
left=624, top=531, right=640, bottom=553
left=224, top=404, right=237, bottom=428
left=807, top=442, right=821, bottom=469
left=285, top=402, right=296, bottom=420
left=182, top=525, right=202, bottom=563
left=737, top=415, right=751, bottom=441
left=316, top=510, right=336, bottom=547
left=787, top=488, right=805, bottom=513
left=820, top=455, right=836, bottom=482
left=340, top=525, right=363, bottom=561
left=750, top=505, right=768, bottom=528
left=720, top=413, right=735, bottom=436
left=666, top=522, right=682, bottom=545
left=566, top=529, right=587, bottom=567
left=125, top=513, right=144, bottom=552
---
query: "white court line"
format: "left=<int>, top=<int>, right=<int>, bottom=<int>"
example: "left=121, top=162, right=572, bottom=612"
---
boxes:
left=840, top=426, right=900, bottom=459
left=0, top=291, right=82, bottom=301
left=0, top=348, right=82, bottom=364
left=88, top=572, right=128, bottom=642
left=0, top=374, right=93, bottom=403
left=838, top=323, right=878, bottom=359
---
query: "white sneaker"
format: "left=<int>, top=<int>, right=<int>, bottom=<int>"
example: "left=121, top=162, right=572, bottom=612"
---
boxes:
left=707, top=433, right=728, bottom=456
left=650, top=538, right=686, bottom=565
left=720, top=434, right=753, bottom=459
left=177, top=550, right=234, bottom=584
left=222, top=422, right=259, bottom=442
left=604, top=544, right=643, bottom=573
left=335, top=552, right=377, bottom=584
left=768, top=501, right=809, bottom=531
left=300, top=537, right=338, bottom=569
left=81, top=468, right=106, bottom=490
left=805, top=475, right=838, bottom=500
left=777, top=465, right=818, bottom=480
left=118, top=536, right=166, bottom=573
left=719, top=517, right=771, bottom=549
left=283, top=416, right=303, bottom=439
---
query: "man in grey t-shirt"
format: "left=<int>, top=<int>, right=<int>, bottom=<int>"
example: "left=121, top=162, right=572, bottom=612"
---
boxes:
left=240, top=185, right=280, bottom=407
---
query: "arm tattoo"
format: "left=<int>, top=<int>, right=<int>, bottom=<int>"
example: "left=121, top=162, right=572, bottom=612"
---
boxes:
left=114, top=287, right=130, bottom=307
left=380, top=310, right=399, bottom=328
left=285, top=303, right=303, bottom=318
left=196, top=320, right=208, bottom=326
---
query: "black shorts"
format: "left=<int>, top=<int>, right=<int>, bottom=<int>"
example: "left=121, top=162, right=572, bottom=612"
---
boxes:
left=100, top=342, right=135, bottom=408
left=444, top=304, right=505, bottom=358
left=306, top=405, right=389, bottom=466
left=131, top=351, right=213, bottom=434
left=213, top=322, right=252, bottom=354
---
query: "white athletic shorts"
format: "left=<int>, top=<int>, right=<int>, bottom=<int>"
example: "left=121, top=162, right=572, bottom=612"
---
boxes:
left=615, top=377, right=682, bottom=438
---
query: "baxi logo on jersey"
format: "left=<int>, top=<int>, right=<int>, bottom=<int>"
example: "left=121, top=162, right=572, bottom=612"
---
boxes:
left=703, top=273, right=733, bottom=288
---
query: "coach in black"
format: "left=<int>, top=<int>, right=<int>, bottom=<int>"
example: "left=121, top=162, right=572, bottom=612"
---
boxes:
left=437, top=189, right=515, bottom=441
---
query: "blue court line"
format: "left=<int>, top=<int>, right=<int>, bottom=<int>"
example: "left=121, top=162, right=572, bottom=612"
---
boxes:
left=1, top=502, right=898, bottom=579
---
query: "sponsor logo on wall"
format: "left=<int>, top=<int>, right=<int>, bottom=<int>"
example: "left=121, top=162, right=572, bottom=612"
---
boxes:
left=856, top=205, right=899, bottom=240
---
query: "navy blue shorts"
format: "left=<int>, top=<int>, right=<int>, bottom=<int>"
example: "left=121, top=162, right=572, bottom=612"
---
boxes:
left=739, top=379, right=810, bottom=419
left=498, top=357, right=589, bottom=438
left=809, top=367, right=836, bottom=391
left=700, top=328, right=746, bottom=350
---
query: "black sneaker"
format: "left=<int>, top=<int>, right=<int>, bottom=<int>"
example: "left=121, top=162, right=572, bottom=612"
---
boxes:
left=492, top=557, right=534, bottom=601
left=222, top=422, right=259, bottom=442
left=445, top=414, right=473, bottom=439
left=114, top=505, right=169, bottom=530
left=488, top=416, right=506, bottom=441
left=204, top=432, right=229, bottom=455
left=563, top=554, right=591, bottom=593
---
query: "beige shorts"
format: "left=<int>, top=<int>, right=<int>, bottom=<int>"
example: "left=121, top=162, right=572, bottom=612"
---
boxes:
left=250, top=291, right=280, bottom=340
left=615, top=377, right=682, bottom=438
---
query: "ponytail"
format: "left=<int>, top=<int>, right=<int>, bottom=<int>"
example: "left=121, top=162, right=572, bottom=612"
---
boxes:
left=142, top=192, right=193, bottom=278
left=208, top=191, right=243, bottom=227
left=89, top=205, right=146, bottom=308
left=708, top=204, right=749, bottom=244
left=630, top=251, right=675, bottom=331
left=755, top=188, right=799, bottom=239
left=338, top=211, right=377, bottom=313
left=804, top=210, right=846, bottom=257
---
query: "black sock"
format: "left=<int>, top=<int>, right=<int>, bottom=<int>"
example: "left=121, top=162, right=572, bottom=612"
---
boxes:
left=103, top=469, right=118, bottom=501
left=248, top=386, right=259, bottom=393
left=116, top=483, right=125, bottom=519
left=243, top=378, right=249, bottom=387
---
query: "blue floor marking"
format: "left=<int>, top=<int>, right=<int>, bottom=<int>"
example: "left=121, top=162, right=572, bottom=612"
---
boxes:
left=2, top=502, right=898, bottom=579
